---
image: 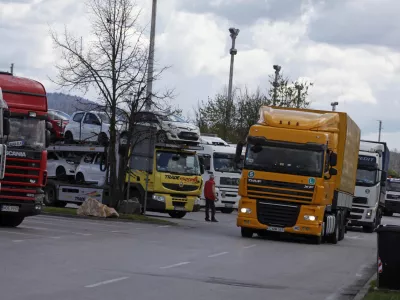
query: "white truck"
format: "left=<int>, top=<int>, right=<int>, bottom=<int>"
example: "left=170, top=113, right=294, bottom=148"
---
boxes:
left=197, top=135, right=242, bottom=214
left=383, top=178, right=400, bottom=216
left=349, top=140, right=389, bottom=232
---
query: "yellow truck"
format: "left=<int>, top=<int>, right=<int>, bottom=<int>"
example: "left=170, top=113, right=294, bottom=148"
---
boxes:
left=235, top=106, right=360, bottom=244
left=125, top=128, right=204, bottom=218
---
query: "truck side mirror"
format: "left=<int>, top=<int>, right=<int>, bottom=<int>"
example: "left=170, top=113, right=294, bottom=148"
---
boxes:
left=235, top=142, right=244, bottom=163
left=200, top=164, right=204, bottom=175
left=0, top=144, right=6, bottom=179
left=45, top=130, right=51, bottom=148
left=329, top=168, right=338, bottom=176
left=330, top=152, right=338, bottom=167
left=3, top=118, right=10, bottom=136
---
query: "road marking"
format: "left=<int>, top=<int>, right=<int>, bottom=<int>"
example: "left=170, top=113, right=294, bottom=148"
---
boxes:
left=85, top=276, right=129, bottom=288
left=12, top=240, right=24, bottom=243
left=20, top=225, right=91, bottom=236
left=157, top=225, right=171, bottom=228
left=0, top=230, right=60, bottom=239
left=111, top=230, right=124, bottom=233
left=346, top=235, right=362, bottom=240
left=160, top=262, right=190, bottom=269
left=243, top=244, right=256, bottom=249
left=208, top=252, right=228, bottom=258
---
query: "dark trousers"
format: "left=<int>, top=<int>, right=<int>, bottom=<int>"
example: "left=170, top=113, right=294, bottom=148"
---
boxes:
left=205, top=198, right=216, bottom=220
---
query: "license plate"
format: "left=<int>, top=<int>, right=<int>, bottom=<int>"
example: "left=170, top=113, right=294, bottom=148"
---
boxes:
left=267, top=226, right=284, bottom=233
left=1, top=205, right=19, bottom=212
left=174, top=206, right=186, bottom=211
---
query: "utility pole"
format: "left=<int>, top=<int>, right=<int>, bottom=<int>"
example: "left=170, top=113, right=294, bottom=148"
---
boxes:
left=10, top=63, right=14, bottom=75
left=331, top=101, right=338, bottom=111
left=145, top=0, right=157, bottom=111
left=295, top=84, right=303, bottom=108
left=272, top=65, right=281, bottom=106
left=227, top=28, right=239, bottom=108
left=378, top=120, right=382, bottom=142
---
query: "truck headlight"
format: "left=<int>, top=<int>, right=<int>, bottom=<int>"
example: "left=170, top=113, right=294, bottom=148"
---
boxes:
left=240, top=208, right=251, bottom=214
left=152, top=195, right=165, bottom=202
left=304, top=215, right=316, bottom=221
left=366, top=209, right=373, bottom=219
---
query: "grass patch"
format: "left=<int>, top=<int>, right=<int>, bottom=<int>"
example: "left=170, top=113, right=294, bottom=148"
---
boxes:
left=42, top=206, right=175, bottom=225
left=364, top=280, right=400, bottom=300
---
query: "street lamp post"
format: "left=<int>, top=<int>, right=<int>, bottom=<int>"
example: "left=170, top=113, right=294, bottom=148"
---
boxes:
left=273, top=65, right=281, bottom=106
left=331, top=101, right=339, bottom=111
left=145, top=0, right=157, bottom=111
left=295, top=84, right=303, bottom=108
left=227, top=27, right=239, bottom=107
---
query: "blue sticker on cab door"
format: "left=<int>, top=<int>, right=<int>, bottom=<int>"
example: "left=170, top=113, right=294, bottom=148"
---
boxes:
left=308, top=177, right=316, bottom=185
left=248, top=171, right=255, bottom=178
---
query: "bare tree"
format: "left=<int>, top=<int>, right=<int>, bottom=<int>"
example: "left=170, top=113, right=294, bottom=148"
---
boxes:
left=51, top=0, right=171, bottom=206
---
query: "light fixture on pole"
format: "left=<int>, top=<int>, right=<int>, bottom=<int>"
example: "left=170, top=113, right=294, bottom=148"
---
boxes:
left=331, top=101, right=338, bottom=111
left=273, top=65, right=281, bottom=106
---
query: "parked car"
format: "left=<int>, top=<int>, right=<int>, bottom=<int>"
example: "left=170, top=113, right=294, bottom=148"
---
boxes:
left=48, top=109, right=70, bottom=142
left=47, top=152, right=80, bottom=180
left=64, top=111, right=110, bottom=145
left=75, top=153, right=106, bottom=185
left=133, top=111, right=200, bottom=144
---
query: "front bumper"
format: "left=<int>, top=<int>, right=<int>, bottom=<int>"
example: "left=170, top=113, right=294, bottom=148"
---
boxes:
left=145, top=192, right=197, bottom=213
left=166, top=131, right=200, bottom=142
left=0, top=201, right=42, bottom=217
left=349, top=205, right=376, bottom=225
left=385, top=200, right=400, bottom=213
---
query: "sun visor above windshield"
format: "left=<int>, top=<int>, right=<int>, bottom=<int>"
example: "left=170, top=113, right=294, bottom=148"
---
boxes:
left=258, top=106, right=340, bottom=132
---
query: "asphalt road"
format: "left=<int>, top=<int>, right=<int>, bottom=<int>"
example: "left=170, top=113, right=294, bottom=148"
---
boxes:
left=0, top=211, right=398, bottom=300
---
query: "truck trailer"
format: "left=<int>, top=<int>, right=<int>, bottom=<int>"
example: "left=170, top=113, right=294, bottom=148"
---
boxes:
left=235, top=106, right=360, bottom=244
left=349, top=140, right=389, bottom=232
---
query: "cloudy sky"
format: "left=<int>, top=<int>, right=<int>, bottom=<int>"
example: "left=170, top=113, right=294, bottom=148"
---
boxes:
left=1, top=0, right=400, bottom=148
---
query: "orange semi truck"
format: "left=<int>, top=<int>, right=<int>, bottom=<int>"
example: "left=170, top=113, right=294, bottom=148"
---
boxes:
left=235, top=106, right=360, bottom=244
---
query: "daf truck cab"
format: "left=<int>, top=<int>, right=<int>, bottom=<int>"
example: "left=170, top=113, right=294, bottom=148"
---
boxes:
left=198, top=135, right=243, bottom=213
left=349, top=140, right=389, bottom=232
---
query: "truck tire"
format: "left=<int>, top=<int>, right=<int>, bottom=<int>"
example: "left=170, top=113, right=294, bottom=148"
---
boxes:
left=0, top=215, right=25, bottom=227
left=241, top=227, right=254, bottom=238
left=221, top=208, right=234, bottom=214
left=326, top=215, right=339, bottom=244
left=168, top=211, right=186, bottom=219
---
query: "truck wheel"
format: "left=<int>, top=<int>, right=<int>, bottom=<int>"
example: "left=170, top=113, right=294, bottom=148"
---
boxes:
left=0, top=215, right=25, bottom=227
left=44, top=186, right=56, bottom=206
left=168, top=211, right=186, bottom=219
left=221, top=208, right=234, bottom=214
left=326, top=216, right=339, bottom=244
left=241, top=227, right=254, bottom=238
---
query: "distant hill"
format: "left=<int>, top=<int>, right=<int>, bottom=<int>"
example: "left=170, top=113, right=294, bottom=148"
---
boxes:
left=47, top=92, right=98, bottom=115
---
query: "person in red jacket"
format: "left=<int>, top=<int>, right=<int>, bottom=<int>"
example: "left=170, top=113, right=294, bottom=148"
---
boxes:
left=204, top=174, right=218, bottom=222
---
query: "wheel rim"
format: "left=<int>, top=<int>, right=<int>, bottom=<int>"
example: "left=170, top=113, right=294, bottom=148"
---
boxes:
left=46, top=188, right=55, bottom=205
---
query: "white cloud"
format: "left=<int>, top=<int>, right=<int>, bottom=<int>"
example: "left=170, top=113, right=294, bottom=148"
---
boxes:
left=2, top=0, right=400, bottom=149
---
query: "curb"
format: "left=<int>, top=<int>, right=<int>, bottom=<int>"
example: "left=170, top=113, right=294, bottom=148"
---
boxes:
left=40, top=212, right=178, bottom=226
left=353, top=272, right=377, bottom=300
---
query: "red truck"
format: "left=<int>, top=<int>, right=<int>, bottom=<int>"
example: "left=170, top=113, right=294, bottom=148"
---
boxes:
left=0, top=72, right=50, bottom=227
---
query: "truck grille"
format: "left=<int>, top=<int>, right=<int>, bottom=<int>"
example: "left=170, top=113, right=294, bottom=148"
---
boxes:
left=353, top=197, right=368, bottom=204
left=162, top=183, right=199, bottom=192
left=220, top=177, right=240, bottom=186
left=386, top=194, right=400, bottom=200
left=247, top=179, right=314, bottom=203
left=256, top=200, right=300, bottom=227
left=0, top=151, right=43, bottom=201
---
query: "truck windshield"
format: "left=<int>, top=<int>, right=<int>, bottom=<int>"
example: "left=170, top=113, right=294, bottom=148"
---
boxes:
left=356, top=169, right=377, bottom=186
left=245, top=143, right=324, bottom=177
left=387, top=181, right=400, bottom=192
left=156, top=151, right=201, bottom=176
left=213, top=152, right=241, bottom=173
left=7, top=117, right=46, bottom=150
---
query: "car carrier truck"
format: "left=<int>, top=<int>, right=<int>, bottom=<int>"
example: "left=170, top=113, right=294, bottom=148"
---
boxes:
left=0, top=72, right=50, bottom=227
left=125, top=125, right=204, bottom=218
left=349, top=140, right=389, bottom=232
left=235, top=106, right=360, bottom=244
